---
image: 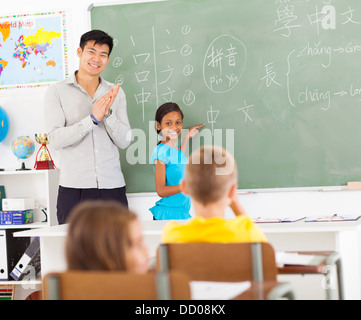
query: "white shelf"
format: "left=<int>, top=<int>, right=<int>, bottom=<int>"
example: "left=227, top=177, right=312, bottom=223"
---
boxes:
left=0, top=170, right=48, bottom=175
left=0, top=280, right=42, bottom=286
left=0, top=169, right=59, bottom=227
left=0, top=222, right=50, bottom=229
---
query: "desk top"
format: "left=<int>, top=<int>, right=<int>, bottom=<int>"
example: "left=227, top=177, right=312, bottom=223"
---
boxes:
left=234, top=281, right=293, bottom=300
left=256, top=218, right=361, bottom=233
left=12, top=220, right=171, bottom=237
left=13, top=217, right=361, bottom=238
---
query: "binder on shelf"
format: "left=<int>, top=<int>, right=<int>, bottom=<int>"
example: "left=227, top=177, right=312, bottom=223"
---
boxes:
left=0, top=229, right=30, bottom=280
left=11, top=237, right=41, bottom=281
left=0, top=230, right=7, bottom=280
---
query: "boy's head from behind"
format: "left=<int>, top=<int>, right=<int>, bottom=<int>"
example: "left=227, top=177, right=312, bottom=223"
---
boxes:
left=184, top=146, right=237, bottom=206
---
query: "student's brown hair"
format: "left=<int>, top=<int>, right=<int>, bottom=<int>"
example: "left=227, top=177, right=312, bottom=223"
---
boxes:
left=185, top=146, right=237, bottom=205
left=65, top=200, right=137, bottom=271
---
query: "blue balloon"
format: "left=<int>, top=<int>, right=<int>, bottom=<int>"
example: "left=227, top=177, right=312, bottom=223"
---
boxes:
left=0, top=106, right=10, bottom=142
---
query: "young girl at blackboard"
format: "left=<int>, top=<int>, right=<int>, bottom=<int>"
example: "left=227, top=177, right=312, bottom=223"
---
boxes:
left=150, top=102, right=204, bottom=220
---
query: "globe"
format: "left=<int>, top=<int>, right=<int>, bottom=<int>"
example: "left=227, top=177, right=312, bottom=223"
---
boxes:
left=0, top=106, right=10, bottom=142
left=12, top=136, right=35, bottom=160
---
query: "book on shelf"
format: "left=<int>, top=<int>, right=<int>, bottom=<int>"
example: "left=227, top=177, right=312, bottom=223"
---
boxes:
left=0, top=284, right=14, bottom=300
left=0, top=210, right=34, bottom=225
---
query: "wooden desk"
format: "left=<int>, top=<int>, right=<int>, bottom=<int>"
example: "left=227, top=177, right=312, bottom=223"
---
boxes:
left=258, top=220, right=361, bottom=299
left=278, top=251, right=334, bottom=274
left=14, top=219, right=361, bottom=299
left=277, top=251, right=344, bottom=300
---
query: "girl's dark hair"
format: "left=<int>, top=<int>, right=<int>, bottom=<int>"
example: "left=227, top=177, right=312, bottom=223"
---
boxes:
left=155, top=102, right=184, bottom=134
left=79, top=30, right=114, bottom=56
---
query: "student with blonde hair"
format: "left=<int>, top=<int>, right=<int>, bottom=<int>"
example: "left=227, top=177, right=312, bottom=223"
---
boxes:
left=66, top=200, right=149, bottom=273
left=162, top=146, right=266, bottom=243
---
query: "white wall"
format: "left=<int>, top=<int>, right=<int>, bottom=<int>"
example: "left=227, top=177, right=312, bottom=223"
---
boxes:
left=0, top=0, right=158, bottom=171
left=2, top=0, right=361, bottom=222
left=0, top=0, right=89, bottom=170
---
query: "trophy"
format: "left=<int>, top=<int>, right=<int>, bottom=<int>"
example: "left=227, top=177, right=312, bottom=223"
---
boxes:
left=34, top=133, right=56, bottom=170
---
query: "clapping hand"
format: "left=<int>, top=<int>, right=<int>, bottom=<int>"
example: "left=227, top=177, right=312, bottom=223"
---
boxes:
left=92, top=83, right=120, bottom=121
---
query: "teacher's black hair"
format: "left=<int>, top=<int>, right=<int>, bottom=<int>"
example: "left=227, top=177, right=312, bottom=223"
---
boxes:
left=79, top=29, right=114, bottom=56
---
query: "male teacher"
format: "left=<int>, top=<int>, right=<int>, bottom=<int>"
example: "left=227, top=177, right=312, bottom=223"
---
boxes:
left=44, top=30, right=131, bottom=224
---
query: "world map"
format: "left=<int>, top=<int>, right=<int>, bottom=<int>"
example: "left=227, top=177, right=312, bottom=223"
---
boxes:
left=0, top=12, right=67, bottom=89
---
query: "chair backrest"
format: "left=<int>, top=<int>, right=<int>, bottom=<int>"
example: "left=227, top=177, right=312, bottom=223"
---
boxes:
left=157, top=242, right=277, bottom=282
left=43, top=271, right=191, bottom=300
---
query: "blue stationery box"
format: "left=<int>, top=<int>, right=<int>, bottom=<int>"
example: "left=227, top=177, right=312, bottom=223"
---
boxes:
left=0, top=210, right=33, bottom=225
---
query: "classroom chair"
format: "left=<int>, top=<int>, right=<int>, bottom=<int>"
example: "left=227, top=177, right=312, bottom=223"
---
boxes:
left=278, top=251, right=344, bottom=300
left=157, top=242, right=295, bottom=300
left=43, top=271, right=191, bottom=300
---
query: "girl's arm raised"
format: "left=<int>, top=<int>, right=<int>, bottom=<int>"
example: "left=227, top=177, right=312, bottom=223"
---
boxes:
left=181, top=123, right=205, bottom=152
left=154, top=160, right=182, bottom=197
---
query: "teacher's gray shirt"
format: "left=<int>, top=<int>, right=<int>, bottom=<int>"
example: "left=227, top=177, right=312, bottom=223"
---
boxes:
left=44, top=72, right=131, bottom=189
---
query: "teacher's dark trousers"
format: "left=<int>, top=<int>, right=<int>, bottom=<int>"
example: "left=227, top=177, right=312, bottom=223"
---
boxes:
left=56, top=186, right=128, bottom=224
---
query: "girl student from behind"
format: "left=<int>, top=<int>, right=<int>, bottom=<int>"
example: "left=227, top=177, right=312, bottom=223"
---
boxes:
left=149, top=102, right=204, bottom=220
left=66, top=200, right=150, bottom=273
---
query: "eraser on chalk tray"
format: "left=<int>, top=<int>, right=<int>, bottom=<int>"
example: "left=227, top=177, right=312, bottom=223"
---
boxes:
left=347, top=181, right=361, bottom=190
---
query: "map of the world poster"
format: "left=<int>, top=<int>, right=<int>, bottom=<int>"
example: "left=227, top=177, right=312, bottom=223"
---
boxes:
left=0, top=11, right=68, bottom=90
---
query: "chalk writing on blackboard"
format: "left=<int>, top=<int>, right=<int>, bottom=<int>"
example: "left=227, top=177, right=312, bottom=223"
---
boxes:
left=273, top=0, right=301, bottom=37
left=127, top=25, right=196, bottom=120
left=261, top=62, right=282, bottom=88
left=207, top=105, right=220, bottom=135
left=273, top=2, right=359, bottom=39
left=286, top=49, right=331, bottom=111
left=297, top=41, right=332, bottom=68
left=183, top=89, right=196, bottom=106
left=236, top=101, right=254, bottom=123
left=203, top=34, right=247, bottom=94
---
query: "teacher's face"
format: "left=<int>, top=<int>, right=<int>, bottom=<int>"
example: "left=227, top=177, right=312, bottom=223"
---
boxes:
left=77, top=40, right=110, bottom=77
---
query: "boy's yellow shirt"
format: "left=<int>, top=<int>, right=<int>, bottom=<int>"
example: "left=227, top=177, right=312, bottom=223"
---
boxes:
left=162, top=215, right=267, bottom=243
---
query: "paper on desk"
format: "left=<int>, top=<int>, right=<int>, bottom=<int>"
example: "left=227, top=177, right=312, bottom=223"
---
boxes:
left=253, top=216, right=305, bottom=223
left=305, top=214, right=361, bottom=222
left=276, top=252, right=325, bottom=267
left=190, top=281, right=251, bottom=300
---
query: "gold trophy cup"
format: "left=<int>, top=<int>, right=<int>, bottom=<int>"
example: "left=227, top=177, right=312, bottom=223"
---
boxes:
left=34, top=133, right=55, bottom=170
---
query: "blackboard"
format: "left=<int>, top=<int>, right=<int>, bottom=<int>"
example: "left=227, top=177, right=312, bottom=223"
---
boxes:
left=90, top=0, right=361, bottom=193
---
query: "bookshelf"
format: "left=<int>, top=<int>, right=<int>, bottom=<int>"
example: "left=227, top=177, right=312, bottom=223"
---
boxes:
left=0, top=170, right=59, bottom=296
left=0, top=169, right=59, bottom=227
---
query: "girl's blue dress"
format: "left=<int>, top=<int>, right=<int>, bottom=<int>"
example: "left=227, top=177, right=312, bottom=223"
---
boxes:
left=149, top=143, right=191, bottom=220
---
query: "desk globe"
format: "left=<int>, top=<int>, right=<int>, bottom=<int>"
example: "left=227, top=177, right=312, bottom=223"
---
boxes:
left=12, top=136, right=35, bottom=170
